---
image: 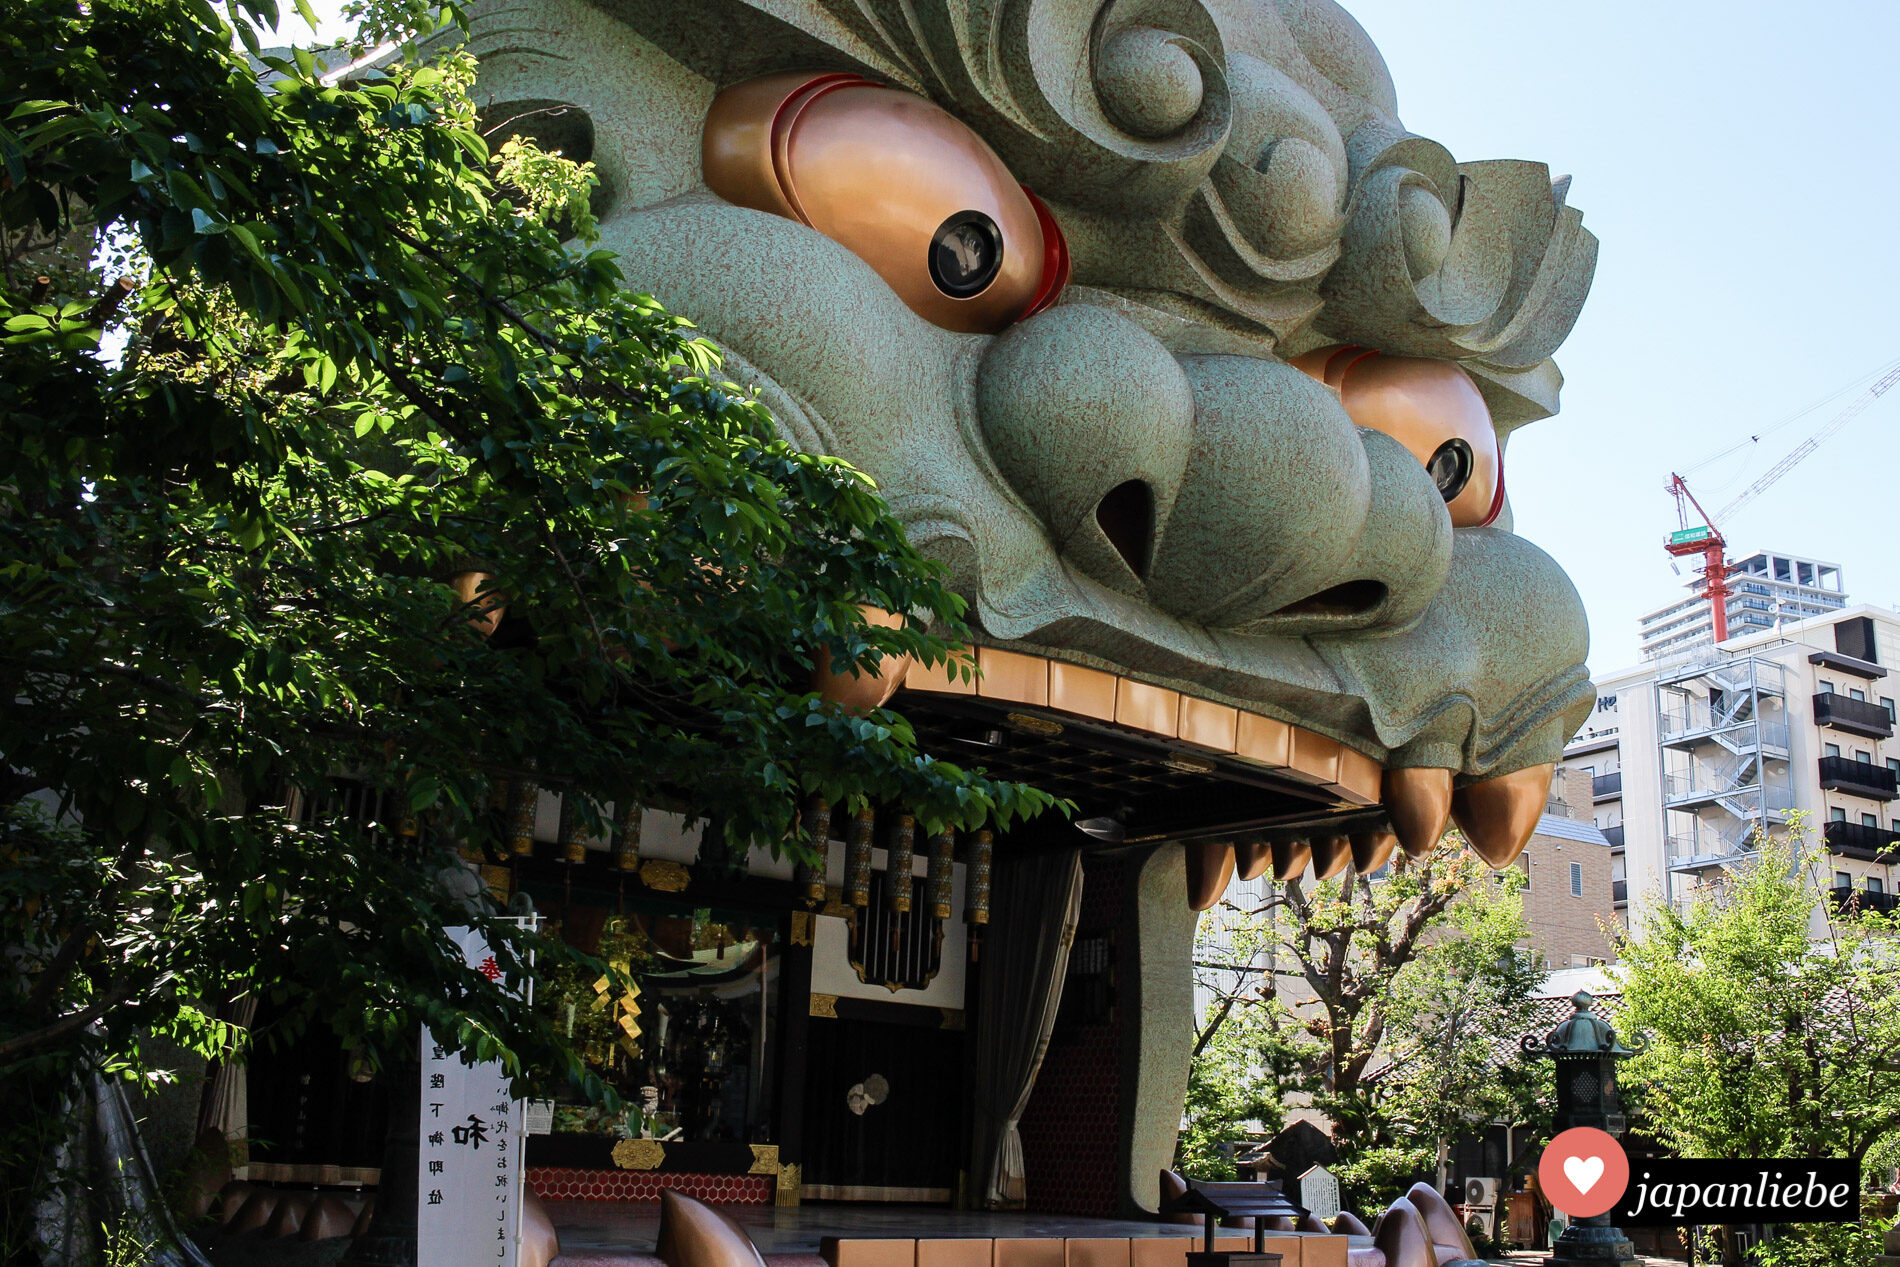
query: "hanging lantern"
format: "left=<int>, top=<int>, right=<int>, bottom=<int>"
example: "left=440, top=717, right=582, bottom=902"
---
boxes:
left=845, top=806, right=875, bottom=907
left=611, top=801, right=643, bottom=872
left=395, top=780, right=420, bottom=841
left=886, top=814, right=916, bottom=913
left=793, top=795, right=832, bottom=905
left=926, top=830, right=955, bottom=919
left=965, top=829, right=993, bottom=925
left=558, top=795, right=588, bottom=864
left=507, top=772, right=539, bottom=856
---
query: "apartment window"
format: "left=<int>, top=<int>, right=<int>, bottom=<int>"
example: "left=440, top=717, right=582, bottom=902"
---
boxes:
left=1826, top=743, right=1842, bottom=758
left=1873, top=877, right=1888, bottom=895
left=1570, top=862, right=1583, bottom=897
left=1851, top=687, right=1867, bottom=701
left=1883, top=697, right=1896, bottom=722
left=1887, top=758, right=1899, bottom=778
left=1891, top=819, right=1900, bottom=834
left=1837, top=871, right=1853, bottom=888
left=1857, top=749, right=1873, bottom=764
left=1798, top=561, right=1815, bottom=586
left=1819, top=680, right=1835, bottom=694
left=1865, top=813, right=1881, bottom=828
left=1831, top=807, right=1848, bottom=822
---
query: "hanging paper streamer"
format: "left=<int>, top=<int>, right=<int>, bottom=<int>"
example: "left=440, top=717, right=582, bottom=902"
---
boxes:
left=611, top=801, right=643, bottom=872
left=885, top=813, right=916, bottom=912
left=845, top=806, right=875, bottom=907
left=965, top=829, right=993, bottom=925
left=927, top=830, right=955, bottom=919
left=793, top=795, right=832, bottom=905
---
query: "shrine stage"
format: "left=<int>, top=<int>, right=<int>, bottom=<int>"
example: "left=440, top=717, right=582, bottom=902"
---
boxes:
left=547, top=1203, right=1211, bottom=1265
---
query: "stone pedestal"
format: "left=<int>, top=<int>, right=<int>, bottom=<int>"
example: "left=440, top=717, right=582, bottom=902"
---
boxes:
left=1544, top=1214, right=1639, bottom=1265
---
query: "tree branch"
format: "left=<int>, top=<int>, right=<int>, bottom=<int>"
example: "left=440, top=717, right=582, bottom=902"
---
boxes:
left=0, top=980, right=133, bottom=1062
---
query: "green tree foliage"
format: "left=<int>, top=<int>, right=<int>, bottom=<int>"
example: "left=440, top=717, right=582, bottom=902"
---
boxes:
left=1613, top=835, right=1900, bottom=1266
left=0, top=0, right=1056, bottom=1247
left=1186, top=838, right=1547, bottom=1211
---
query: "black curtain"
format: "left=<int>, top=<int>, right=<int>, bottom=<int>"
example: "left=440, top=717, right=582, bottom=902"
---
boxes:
left=968, top=848, right=1084, bottom=1208
left=801, top=1015, right=964, bottom=1197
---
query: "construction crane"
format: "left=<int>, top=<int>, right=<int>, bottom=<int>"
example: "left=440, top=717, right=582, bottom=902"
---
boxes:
left=1665, top=363, right=1900, bottom=642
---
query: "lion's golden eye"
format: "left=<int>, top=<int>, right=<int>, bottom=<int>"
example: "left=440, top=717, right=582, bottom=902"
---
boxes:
left=1291, top=346, right=1504, bottom=528
left=703, top=72, right=1069, bottom=334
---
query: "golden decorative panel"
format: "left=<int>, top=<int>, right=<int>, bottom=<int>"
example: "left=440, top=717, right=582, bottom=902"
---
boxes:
left=611, top=1139, right=665, bottom=1171
left=809, top=993, right=839, bottom=1019
left=638, top=859, right=691, bottom=892
left=749, top=1144, right=780, bottom=1174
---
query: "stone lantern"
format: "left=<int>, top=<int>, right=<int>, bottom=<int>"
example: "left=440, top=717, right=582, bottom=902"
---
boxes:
left=1520, top=990, right=1646, bottom=1266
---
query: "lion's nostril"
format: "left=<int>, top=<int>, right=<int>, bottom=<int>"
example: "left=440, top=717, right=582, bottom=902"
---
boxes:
left=1095, top=480, right=1155, bottom=577
left=1272, top=579, right=1389, bottom=618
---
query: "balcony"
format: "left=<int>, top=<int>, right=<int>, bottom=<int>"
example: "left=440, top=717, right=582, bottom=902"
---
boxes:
left=1663, top=764, right=1796, bottom=819
left=1823, top=818, right=1900, bottom=862
left=1612, top=879, right=1628, bottom=905
left=1592, top=771, right=1623, bottom=801
left=1666, top=826, right=1759, bottom=872
left=1830, top=886, right=1900, bottom=917
left=1602, top=824, right=1625, bottom=849
left=1813, top=692, right=1894, bottom=739
left=1818, top=755, right=1898, bottom=802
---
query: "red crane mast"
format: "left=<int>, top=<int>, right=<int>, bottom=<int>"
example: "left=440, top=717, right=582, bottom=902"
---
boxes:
left=1661, top=362, right=1900, bottom=647
left=1663, top=474, right=1731, bottom=642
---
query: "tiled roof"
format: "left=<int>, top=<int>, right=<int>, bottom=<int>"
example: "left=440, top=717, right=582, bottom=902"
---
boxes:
left=1535, top=815, right=1613, bottom=846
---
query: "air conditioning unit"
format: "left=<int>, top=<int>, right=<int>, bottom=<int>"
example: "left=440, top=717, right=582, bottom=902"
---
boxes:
left=1462, top=1177, right=1500, bottom=1238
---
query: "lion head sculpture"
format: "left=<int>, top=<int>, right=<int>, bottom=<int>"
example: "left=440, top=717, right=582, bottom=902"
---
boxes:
left=468, top=0, right=1599, bottom=869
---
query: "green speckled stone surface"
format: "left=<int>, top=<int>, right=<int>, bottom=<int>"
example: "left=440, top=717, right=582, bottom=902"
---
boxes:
left=467, top=0, right=1599, bottom=781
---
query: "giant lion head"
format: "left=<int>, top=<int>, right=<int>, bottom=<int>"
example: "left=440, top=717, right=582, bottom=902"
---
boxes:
left=468, top=0, right=1598, bottom=871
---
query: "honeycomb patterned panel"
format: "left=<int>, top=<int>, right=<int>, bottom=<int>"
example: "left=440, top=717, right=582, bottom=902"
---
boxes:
left=526, top=1167, right=774, bottom=1203
left=1017, top=858, right=1128, bottom=1217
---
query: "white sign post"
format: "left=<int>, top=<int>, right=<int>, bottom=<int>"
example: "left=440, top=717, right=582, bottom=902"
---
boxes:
left=418, top=927, right=523, bottom=1267
left=1299, top=1164, right=1341, bottom=1222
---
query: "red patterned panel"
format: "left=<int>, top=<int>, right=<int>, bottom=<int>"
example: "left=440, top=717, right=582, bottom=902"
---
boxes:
left=526, top=1168, right=774, bottom=1204
left=1018, top=856, right=1127, bottom=1217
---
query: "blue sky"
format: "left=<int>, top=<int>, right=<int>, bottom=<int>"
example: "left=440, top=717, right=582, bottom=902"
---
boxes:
left=1345, top=0, right=1900, bottom=667
left=275, top=0, right=1900, bottom=670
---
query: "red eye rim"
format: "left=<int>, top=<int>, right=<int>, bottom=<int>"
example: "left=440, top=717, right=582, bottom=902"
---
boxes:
left=1018, top=186, right=1071, bottom=321
left=1478, top=462, right=1505, bottom=528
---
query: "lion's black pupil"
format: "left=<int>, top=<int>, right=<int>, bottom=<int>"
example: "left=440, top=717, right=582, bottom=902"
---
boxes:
left=1427, top=438, right=1473, bottom=503
left=930, top=211, right=1002, bottom=297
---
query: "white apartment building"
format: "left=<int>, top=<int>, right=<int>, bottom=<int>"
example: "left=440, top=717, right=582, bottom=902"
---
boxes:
left=1638, top=549, right=1846, bottom=661
left=1563, top=605, right=1900, bottom=938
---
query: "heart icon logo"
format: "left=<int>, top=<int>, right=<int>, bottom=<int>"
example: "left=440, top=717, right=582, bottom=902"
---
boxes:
left=1564, top=1154, right=1605, bottom=1194
left=1540, top=1127, right=1628, bottom=1217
